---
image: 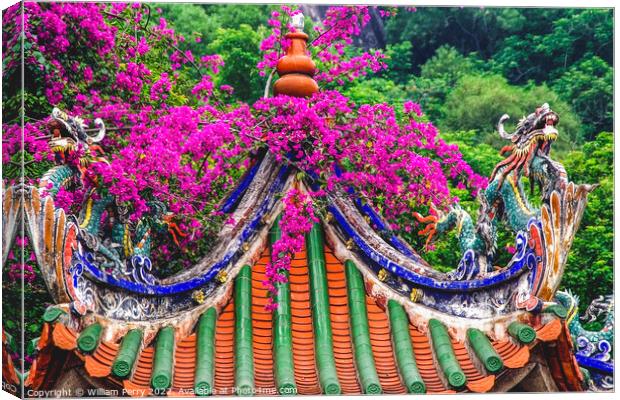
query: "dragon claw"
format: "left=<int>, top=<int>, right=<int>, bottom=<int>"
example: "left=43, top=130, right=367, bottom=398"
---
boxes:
left=413, top=208, right=439, bottom=249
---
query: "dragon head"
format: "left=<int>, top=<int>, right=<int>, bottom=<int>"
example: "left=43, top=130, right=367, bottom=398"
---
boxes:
left=48, top=107, right=106, bottom=166
left=490, top=103, right=559, bottom=187
left=555, top=289, right=579, bottom=324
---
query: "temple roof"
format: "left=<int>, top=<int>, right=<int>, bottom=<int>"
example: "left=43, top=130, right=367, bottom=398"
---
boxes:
left=1, top=17, right=598, bottom=394
left=18, top=226, right=582, bottom=395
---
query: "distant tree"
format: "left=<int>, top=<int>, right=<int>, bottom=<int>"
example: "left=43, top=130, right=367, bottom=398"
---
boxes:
left=206, top=25, right=265, bottom=102
left=560, top=132, right=613, bottom=307
left=440, top=74, right=582, bottom=150
left=382, top=41, right=414, bottom=84
left=493, top=9, right=612, bottom=84
left=343, top=78, right=406, bottom=107
left=419, top=45, right=479, bottom=84
left=385, top=7, right=566, bottom=71
left=401, top=46, right=481, bottom=121
left=552, top=56, right=613, bottom=140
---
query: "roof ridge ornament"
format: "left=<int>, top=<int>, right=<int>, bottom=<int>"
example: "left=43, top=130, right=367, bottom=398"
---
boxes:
left=273, top=12, right=319, bottom=98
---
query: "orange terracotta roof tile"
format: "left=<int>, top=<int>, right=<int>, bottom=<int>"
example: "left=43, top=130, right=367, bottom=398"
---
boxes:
left=131, top=347, right=154, bottom=387
left=38, top=322, right=53, bottom=350
left=366, top=296, right=406, bottom=394
left=466, top=375, right=495, bottom=393
left=536, top=318, right=562, bottom=342
left=409, top=325, right=448, bottom=393
left=85, top=354, right=112, bottom=378
left=324, top=246, right=362, bottom=395
left=251, top=249, right=277, bottom=394
left=501, top=344, right=530, bottom=369
left=52, top=323, right=77, bottom=350
left=123, top=379, right=152, bottom=397
left=289, top=249, right=322, bottom=395
left=214, top=299, right=235, bottom=395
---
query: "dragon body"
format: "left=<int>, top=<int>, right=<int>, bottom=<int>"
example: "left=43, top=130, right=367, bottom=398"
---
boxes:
left=39, top=108, right=184, bottom=272
left=556, top=290, right=614, bottom=391
left=415, top=104, right=568, bottom=275
left=556, top=290, right=614, bottom=349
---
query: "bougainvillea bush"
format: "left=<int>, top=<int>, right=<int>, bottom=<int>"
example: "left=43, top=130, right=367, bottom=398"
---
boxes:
left=2, top=3, right=486, bottom=350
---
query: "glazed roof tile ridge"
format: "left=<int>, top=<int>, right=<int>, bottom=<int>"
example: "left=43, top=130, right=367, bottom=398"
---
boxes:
left=233, top=265, right=255, bottom=395
left=325, top=259, right=361, bottom=393
left=386, top=299, right=426, bottom=393
left=250, top=249, right=278, bottom=395
left=288, top=247, right=321, bottom=395
left=26, top=240, right=580, bottom=395
left=306, top=223, right=341, bottom=394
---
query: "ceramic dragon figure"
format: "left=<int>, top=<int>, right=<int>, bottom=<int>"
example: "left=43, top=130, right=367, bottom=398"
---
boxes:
left=556, top=290, right=614, bottom=391
left=415, top=103, right=573, bottom=278
left=39, top=108, right=185, bottom=275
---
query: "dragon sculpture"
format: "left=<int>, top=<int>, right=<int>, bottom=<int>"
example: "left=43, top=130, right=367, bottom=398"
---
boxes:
left=555, top=290, right=614, bottom=391
left=39, top=108, right=185, bottom=276
left=415, top=103, right=575, bottom=279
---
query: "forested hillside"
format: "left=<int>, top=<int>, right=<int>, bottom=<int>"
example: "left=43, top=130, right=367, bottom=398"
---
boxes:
left=154, top=5, right=613, bottom=308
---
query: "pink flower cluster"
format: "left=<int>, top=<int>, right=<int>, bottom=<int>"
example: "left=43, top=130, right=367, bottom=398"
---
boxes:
left=2, top=123, right=53, bottom=165
left=150, top=73, right=172, bottom=102
left=6, top=237, right=37, bottom=284
left=252, top=92, right=486, bottom=220
left=257, top=6, right=389, bottom=84
left=8, top=263, right=37, bottom=284
left=263, top=189, right=318, bottom=311
left=2, top=3, right=488, bottom=310
left=257, top=7, right=299, bottom=76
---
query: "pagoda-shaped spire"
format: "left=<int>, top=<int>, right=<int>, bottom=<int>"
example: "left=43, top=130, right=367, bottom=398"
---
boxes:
left=273, top=13, right=319, bottom=98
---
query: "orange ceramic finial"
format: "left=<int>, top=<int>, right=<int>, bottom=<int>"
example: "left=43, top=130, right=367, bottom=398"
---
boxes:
left=273, top=13, right=319, bottom=98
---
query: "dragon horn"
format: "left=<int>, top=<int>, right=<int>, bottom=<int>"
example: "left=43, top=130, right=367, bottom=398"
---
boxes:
left=52, top=107, right=68, bottom=120
left=497, top=113, right=513, bottom=140
left=51, top=107, right=73, bottom=132
left=88, top=118, right=106, bottom=143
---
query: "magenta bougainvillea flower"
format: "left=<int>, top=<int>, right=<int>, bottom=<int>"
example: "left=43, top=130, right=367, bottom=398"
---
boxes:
left=3, top=3, right=486, bottom=308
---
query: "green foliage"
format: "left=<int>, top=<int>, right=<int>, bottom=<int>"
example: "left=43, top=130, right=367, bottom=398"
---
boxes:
left=384, top=8, right=612, bottom=140
left=382, top=41, right=414, bottom=84
left=441, top=74, right=582, bottom=150
left=420, top=45, right=478, bottom=83
left=386, top=7, right=565, bottom=70
left=156, top=3, right=272, bottom=47
left=492, top=9, right=612, bottom=84
left=343, top=78, right=406, bottom=107
left=552, top=57, right=613, bottom=140
left=560, top=132, right=613, bottom=307
left=156, top=4, right=273, bottom=102
left=440, top=131, right=503, bottom=177
left=403, top=46, right=482, bottom=121
left=206, top=25, right=265, bottom=102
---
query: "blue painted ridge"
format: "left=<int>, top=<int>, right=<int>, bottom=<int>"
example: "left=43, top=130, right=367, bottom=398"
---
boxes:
left=353, top=198, right=417, bottom=258
left=219, top=155, right=263, bottom=214
left=576, top=354, right=614, bottom=375
left=328, top=202, right=538, bottom=292
left=307, top=167, right=417, bottom=260
left=332, top=164, right=417, bottom=259
left=78, top=165, right=290, bottom=295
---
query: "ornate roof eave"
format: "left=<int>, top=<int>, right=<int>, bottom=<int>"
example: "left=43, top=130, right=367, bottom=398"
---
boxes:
left=2, top=152, right=591, bottom=340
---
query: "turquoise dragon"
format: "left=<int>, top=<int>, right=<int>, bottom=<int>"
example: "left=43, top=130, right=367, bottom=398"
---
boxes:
left=414, top=103, right=567, bottom=278
left=39, top=108, right=185, bottom=272
left=556, top=290, right=614, bottom=391
left=556, top=290, right=614, bottom=350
